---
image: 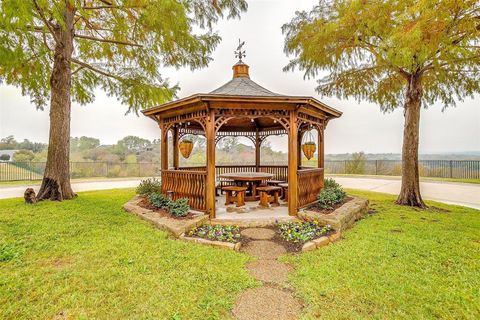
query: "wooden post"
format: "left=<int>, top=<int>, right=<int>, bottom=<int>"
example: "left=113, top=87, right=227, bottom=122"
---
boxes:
left=318, top=127, right=324, bottom=169
left=288, top=110, right=298, bottom=216
left=205, top=108, right=216, bottom=218
left=255, top=128, right=261, bottom=172
left=172, top=126, right=179, bottom=169
left=160, top=122, right=168, bottom=171
left=297, top=130, right=303, bottom=168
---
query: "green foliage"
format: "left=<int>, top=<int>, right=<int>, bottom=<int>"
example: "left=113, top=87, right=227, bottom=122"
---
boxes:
left=0, top=0, right=248, bottom=113
left=148, top=192, right=170, bottom=209
left=323, top=178, right=341, bottom=189
left=283, top=0, right=480, bottom=111
left=148, top=193, right=190, bottom=217
left=278, top=221, right=332, bottom=243
left=136, top=178, right=162, bottom=196
left=317, top=178, right=346, bottom=209
left=12, top=150, right=35, bottom=162
left=0, top=136, right=47, bottom=153
left=0, top=154, right=10, bottom=161
left=117, top=136, right=152, bottom=153
left=167, top=198, right=190, bottom=217
left=0, top=189, right=254, bottom=319
left=187, top=225, right=241, bottom=243
left=71, top=136, right=100, bottom=152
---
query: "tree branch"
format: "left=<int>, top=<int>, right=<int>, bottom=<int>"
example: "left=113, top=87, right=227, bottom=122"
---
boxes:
left=74, top=33, right=143, bottom=47
left=32, top=0, right=60, bottom=44
left=71, top=66, right=84, bottom=76
left=71, top=58, right=119, bottom=79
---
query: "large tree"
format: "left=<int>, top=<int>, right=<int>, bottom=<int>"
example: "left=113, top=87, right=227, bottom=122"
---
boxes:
left=283, top=0, right=480, bottom=207
left=0, top=0, right=247, bottom=200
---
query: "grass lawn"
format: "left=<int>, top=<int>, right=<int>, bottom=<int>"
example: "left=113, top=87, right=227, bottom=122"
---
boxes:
left=0, top=189, right=256, bottom=319
left=284, top=189, right=480, bottom=319
left=1, top=188, right=479, bottom=319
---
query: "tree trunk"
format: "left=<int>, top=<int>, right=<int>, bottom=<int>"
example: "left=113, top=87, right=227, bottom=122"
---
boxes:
left=37, top=4, right=76, bottom=201
left=396, top=74, right=426, bottom=208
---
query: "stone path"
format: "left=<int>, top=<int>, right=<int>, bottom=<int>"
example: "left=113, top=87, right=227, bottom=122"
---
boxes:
left=232, top=228, right=302, bottom=320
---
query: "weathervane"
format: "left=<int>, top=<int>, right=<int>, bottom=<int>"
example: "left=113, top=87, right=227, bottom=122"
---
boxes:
left=234, top=39, right=246, bottom=62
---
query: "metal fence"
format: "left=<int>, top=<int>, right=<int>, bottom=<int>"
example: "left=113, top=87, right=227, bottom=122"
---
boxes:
left=322, top=160, right=480, bottom=179
left=1, top=160, right=479, bottom=182
left=0, top=162, right=160, bottom=182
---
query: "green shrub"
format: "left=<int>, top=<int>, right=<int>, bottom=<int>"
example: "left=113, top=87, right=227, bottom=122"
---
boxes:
left=149, top=192, right=171, bottom=209
left=317, top=178, right=346, bottom=209
left=324, top=178, right=342, bottom=189
left=187, top=225, right=241, bottom=243
left=136, top=178, right=162, bottom=196
left=148, top=192, right=190, bottom=217
left=167, top=198, right=190, bottom=217
left=278, top=221, right=332, bottom=243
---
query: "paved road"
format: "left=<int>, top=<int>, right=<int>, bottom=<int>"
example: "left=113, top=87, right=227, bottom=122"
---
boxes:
left=331, top=176, right=480, bottom=210
left=1, top=177, right=479, bottom=209
left=0, top=179, right=142, bottom=200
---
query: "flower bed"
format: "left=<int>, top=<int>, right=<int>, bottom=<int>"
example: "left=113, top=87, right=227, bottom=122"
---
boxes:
left=187, top=225, right=241, bottom=243
left=277, top=221, right=332, bottom=243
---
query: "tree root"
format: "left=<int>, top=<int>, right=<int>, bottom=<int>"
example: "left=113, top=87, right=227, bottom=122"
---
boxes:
left=36, top=177, right=76, bottom=201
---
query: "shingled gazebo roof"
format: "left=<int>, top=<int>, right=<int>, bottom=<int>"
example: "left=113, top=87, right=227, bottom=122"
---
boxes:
left=142, top=61, right=342, bottom=131
left=210, top=62, right=281, bottom=96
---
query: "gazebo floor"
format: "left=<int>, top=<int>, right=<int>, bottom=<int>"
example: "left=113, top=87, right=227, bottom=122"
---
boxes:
left=211, top=195, right=300, bottom=227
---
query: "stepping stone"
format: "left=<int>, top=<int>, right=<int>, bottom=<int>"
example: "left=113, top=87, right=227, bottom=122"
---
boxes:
left=246, top=260, right=291, bottom=284
left=242, top=240, right=286, bottom=260
left=241, top=228, right=276, bottom=240
left=232, top=286, right=302, bottom=320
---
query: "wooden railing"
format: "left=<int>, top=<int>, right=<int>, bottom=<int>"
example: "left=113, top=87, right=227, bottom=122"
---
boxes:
left=298, top=168, right=324, bottom=208
left=176, top=166, right=206, bottom=171
left=161, top=169, right=207, bottom=211
left=169, top=166, right=322, bottom=211
left=259, top=165, right=288, bottom=181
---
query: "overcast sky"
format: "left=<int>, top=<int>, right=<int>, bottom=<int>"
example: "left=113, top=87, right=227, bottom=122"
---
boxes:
left=0, top=0, right=479, bottom=154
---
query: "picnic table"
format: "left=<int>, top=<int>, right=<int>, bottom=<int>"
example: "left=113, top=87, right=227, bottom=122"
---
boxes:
left=219, top=172, right=273, bottom=201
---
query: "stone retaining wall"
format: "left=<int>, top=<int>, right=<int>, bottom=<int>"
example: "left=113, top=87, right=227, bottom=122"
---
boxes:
left=298, top=196, right=369, bottom=232
left=123, top=196, right=208, bottom=238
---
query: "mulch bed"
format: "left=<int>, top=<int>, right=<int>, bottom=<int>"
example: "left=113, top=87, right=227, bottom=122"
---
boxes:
left=137, top=197, right=198, bottom=220
left=240, top=226, right=334, bottom=253
left=306, top=196, right=354, bottom=214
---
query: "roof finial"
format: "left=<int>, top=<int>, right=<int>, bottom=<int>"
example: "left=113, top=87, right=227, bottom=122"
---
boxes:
left=234, top=39, right=246, bottom=62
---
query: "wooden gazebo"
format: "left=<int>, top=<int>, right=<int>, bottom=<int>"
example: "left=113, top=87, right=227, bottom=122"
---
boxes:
left=142, top=58, right=341, bottom=218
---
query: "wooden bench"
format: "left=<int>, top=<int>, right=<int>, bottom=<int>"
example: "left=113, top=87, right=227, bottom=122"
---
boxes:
left=278, top=183, right=288, bottom=201
left=267, top=180, right=286, bottom=197
left=256, top=186, right=281, bottom=207
left=217, top=178, right=235, bottom=195
left=222, top=185, right=248, bottom=207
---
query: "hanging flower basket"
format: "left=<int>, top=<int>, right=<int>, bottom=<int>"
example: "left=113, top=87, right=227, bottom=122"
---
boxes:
left=179, top=139, right=193, bottom=159
left=302, top=142, right=316, bottom=160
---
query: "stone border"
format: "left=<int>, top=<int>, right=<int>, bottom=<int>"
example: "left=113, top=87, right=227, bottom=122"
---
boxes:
left=298, top=196, right=369, bottom=232
left=301, top=231, right=341, bottom=252
left=123, top=195, right=208, bottom=238
left=180, top=234, right=242, bottom=251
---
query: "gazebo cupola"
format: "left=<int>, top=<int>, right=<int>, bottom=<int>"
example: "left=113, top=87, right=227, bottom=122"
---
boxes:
left=142, top=42, right=342, bottom=219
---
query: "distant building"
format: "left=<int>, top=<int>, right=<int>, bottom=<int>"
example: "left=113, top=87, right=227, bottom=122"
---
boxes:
left=0, top=150, right=18, bottom=162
